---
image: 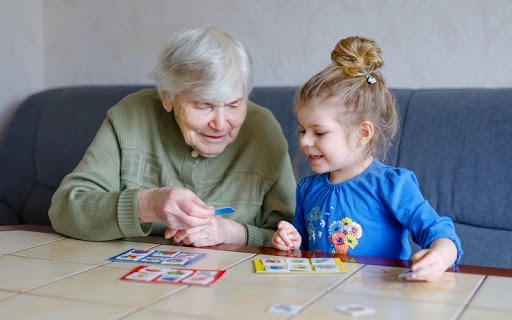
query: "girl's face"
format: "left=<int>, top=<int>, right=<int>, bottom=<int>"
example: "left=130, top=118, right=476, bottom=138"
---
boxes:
left=296, top=97, right=371, bottom=184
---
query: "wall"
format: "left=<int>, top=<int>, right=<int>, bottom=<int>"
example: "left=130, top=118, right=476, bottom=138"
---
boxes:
left=0, top=0, right=44, bottom=138
left=1, top=0, right=512, bottom=138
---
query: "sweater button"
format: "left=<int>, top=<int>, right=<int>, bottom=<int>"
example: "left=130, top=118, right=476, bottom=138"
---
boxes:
left=191, top=150, right=199, bottom=158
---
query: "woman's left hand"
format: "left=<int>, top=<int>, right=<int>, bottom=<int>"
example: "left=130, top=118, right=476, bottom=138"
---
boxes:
left=170, top=216, right=245, bottom=247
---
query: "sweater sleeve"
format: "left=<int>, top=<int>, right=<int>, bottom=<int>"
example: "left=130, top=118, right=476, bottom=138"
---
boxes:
left=48, top=117, right=151, bottom=241
left=244, top=152, right=296, bottom=246
left=382, top=168, right=464, bottom=265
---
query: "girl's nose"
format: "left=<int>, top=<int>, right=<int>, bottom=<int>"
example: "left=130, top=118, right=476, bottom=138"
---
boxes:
left=299, top=133, right=313, bottom=147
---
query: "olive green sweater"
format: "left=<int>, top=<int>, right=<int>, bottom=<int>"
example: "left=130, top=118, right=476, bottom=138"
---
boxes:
left=49, top=89, right=296, bottom=246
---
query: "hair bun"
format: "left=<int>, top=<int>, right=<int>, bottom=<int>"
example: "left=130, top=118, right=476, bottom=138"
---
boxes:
left=331, top=36, right=383, bottom=78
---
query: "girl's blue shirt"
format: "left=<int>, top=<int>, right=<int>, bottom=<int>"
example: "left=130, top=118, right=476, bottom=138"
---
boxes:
left=293, top=160, right=463, bottom=264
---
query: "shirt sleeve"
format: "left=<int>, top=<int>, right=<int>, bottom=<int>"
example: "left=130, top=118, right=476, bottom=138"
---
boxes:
left=293, top=177, right=309, bottom=250
left=48, top=117, right=151, bottom=241
left=245, top=152, right=296, bottom=246
left=382, top=168, right=464, bottom=265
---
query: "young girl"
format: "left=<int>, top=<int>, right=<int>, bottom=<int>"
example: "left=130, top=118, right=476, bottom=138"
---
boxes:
left=272, top=36, right=463, bottom=282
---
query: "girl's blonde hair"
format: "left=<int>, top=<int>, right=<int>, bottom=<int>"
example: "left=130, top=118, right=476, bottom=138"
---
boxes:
left=296, top=36, right=398, bottom=162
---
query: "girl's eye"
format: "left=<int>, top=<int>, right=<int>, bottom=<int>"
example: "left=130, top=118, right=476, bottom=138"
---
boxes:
left=315, top=132, right=326, bottom=136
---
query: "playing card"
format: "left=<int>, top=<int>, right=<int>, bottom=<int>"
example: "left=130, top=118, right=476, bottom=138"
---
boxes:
left=398, top=268, right=425, bottom=278
left=336, top=304, right=376, bottom=317
left=214, top=207, right=235, bottom=215
left=285, top=257, right=310, bottom=265
left=288, top=264, right=312, bottom=272
left=261, top=258, right=286, bottom=266
left=267, top=304, right=302, bottom=315
left=310, top=258, right=336, bottom=265
left=314, top=264, right=340, bottom=272
left=264, top=265, right=289, bottom=272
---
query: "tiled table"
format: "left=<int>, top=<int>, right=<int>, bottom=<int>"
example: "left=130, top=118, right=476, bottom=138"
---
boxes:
left=0, top=227, right=510, bottom=319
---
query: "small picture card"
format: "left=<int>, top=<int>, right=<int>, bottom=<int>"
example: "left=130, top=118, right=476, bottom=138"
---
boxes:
left=267, top=304, right=302, bottom=315
left=285, top=258, right=310, bottom=265
left=264, top=265, right=290, bottom=272
left=108, top=249, right=206, bottom=267
left=120, top=265, right=225, bottom=286
left=288, top=264, right=312, bottom=272
left=336, top=304, right=376, bottom=317
left=313, top=264, right=340, bottom=272
left=152, top=250, right=180, bottom=258
left=398, top=268, right=425, bottom=278
left=214, top=207, right=235, bottom=215
left=310, top=258, right=336, bottom=265
left=260, top=258, right=287, bottom=266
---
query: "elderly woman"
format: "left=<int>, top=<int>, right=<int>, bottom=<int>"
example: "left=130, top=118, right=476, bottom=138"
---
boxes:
left=48, top=25, right=296, bottom=247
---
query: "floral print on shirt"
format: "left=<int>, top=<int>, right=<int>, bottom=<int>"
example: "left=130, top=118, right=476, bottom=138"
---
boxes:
left=307, top=207, right=363, bottom=255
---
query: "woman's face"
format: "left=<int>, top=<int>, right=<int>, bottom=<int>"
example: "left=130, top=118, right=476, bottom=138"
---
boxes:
left=163, top=88, right=247, bottom=157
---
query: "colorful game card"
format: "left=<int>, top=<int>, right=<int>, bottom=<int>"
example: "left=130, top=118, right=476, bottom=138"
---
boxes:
left=254, top=257, right=346, bottom=273
left=109, top=249, right=206, bottom=267
left=310, top=258, right=336, bottom=265
left=260, top=258, right=287, bottom=266
left=120, top=265, right=225, bottom=286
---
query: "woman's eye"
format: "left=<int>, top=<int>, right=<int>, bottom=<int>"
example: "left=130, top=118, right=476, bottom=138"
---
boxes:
left=197, top=103, right=214, bottom=110
left=315, top=132, right=326, bottom=136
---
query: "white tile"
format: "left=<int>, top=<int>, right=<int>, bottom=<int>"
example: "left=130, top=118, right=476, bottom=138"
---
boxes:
left=333, top=264, right=484, bottom=304
left=0, top=255, right=95, bottom=292
left=30, top=265, right=186, bottom=308
left=0, top=293, right=127, bottom=319
left=12, top=238, right=159, bottom=265
left=469, top=276, right=512, bottom=311
left=0, top=230, right=65, bottom=254
left=293, top=291, right=463, bottom=320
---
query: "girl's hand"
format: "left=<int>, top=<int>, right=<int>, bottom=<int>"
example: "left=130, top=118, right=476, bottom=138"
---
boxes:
left=272, top=220, right=302, bottom=251
left=406, top=238, right=457, bottom=282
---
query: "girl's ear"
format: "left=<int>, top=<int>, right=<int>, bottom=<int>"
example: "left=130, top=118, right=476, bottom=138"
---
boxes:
left=162, top=92, right=173, bottom=112
left=357, top=121, right=374, bottom=147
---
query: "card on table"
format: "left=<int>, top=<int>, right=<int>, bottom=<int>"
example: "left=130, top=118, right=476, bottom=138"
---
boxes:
left=267, top=303, right=302, bottom=315
left=108, top=248, right=206, bottom=267
left=120, top=265, right=225, bottom=286
left=336, top=304, right=376, bottom=317
left=398, top=268, right=425, bottom=278
left=254, top=257, right=346, bottom=273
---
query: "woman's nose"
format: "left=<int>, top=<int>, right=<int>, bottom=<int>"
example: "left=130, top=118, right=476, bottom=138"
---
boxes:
left=209, top=108, right=228, bottom=131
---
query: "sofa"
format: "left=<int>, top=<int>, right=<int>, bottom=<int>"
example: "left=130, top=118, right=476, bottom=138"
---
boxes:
left=1, top=85, right=511, bottom=269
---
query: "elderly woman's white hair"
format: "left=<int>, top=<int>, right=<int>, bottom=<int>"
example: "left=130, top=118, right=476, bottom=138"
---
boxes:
left=151, top=25, right=253, bottom=102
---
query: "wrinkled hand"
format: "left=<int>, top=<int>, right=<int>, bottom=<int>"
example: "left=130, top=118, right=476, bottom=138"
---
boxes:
left=138, top=187, right=214, bottom=239
left=171, top=216, right=228, bottom=247
left=272, top=220, right=301, bottom=251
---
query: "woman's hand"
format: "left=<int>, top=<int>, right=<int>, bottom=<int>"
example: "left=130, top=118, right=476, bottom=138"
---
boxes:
left=272, top=220, right=301, bottom=251
left=171, top=216, right=246, bottom=247
left=138, top=186, right=214, bottom=238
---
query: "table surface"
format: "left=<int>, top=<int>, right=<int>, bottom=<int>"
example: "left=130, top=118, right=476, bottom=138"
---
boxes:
left=0, top=225, right=511, bottom=319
